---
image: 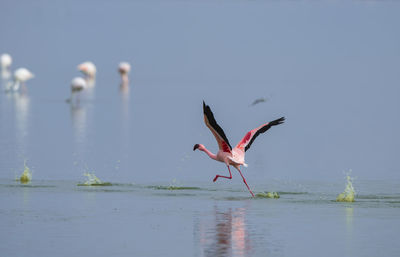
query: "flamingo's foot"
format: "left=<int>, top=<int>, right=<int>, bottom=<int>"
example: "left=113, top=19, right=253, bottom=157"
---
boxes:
left=213, top=176, right=218, bottom=182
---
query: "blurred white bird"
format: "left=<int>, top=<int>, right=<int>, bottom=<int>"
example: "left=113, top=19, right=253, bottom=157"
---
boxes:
left=78, top=61, right=96, bottom=79
left=77, top=61, right=96, bottom=88
left=13, top=68, right=34, bottom=92
left=118, top=62, right=131, bottom=88
left=71, top=77, right=87, bottom=92
left=1, top=53, right=12, bottom=69
left=1, top=53, right=12, bottom=80
left=68, top=77, right=87, bottom=104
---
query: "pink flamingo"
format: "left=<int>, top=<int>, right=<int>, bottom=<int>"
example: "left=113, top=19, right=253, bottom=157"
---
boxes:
left=194, top=101, right=285, bottom=197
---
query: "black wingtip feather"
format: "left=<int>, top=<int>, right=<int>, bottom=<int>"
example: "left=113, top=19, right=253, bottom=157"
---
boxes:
left=244, top=117, right=285, bottom=152
left=202, top=101, right=232, bottom=150
left=270, top=117, right=285, bottom=126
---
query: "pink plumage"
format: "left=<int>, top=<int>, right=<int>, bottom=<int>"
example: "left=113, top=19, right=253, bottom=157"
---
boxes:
left=194, top=101, right=284, bottom=197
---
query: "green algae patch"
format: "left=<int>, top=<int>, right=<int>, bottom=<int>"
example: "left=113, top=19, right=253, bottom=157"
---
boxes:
left=149, top=179, right=200, bottom=191
left=150, top=185, right=200, bottom=190
left=336, top=175, right=355, bottom=202
left=77, top=173, right=111, bottom=186
left=255, top=192, right=280, bottom=199
left=166, top=186, right=200, bottom=190
left=77, top=182, right=112, bottom=186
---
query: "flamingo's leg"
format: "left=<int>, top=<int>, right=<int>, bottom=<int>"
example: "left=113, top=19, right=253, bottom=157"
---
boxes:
left=21, top=83, right=27, bottom=95
left=77, top=92, right=81, bottom=105
left=213, top=165, right=232, bottom=182
left=237, top=167, right=255, bottom=197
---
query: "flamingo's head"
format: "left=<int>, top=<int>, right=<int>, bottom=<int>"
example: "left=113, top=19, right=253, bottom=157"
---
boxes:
left=193, top=144, right=204, bottom=151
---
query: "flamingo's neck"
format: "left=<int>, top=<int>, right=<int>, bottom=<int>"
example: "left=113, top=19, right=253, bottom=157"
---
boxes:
left=202, top=147, right=217, bottom=160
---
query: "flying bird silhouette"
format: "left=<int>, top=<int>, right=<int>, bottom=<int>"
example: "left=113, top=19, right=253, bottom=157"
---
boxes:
left=250, top=97, right=267, bottom=106
left=194, top=101, right=285, bottom=197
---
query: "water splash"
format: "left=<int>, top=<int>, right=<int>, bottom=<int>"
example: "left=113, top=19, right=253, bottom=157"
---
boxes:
left=16, top=161, right=32, bottom=184
left=255, top=192, right=280, bottom=199
left=336, top=174, right=355, bottom=202
left=77, top=172, right=111, bottom=186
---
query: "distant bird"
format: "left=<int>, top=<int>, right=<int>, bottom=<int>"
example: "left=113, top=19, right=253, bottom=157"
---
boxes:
left=1, top=53, right=12, bottom=80
left=67, top=77, right=87, bottom=103
left=1, top=53, right=12, bottom=70
left=193, top=101, right=285, bottom=197
left=250, top=97, right=267, bottom=106
left=77, top=61, right=96, bottom=80
left=118, top=62, right=131, bottom=87
left=13, top=68, right=34, bottom=92
left=71, top=77, right=87, bottom=92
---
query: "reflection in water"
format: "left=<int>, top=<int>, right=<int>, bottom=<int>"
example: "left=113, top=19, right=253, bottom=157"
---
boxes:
left=70, top=102, right=88, bottom=156
left=22, top=186, right=30, bottom=206
left=120, top=85, right=130, bottom=120
left=345, top=207, right=354, bottom=256
left=345, top=207, right=354, bottom=230
left=10, top=92, right=31, bottom=157
left=119, top=84, right=131, bottom=159
left=195, top=206, right=251, bottom=257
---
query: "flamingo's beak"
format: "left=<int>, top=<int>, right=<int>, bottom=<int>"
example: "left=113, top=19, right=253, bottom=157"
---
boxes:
left=193, top=144, right=200, bottom=151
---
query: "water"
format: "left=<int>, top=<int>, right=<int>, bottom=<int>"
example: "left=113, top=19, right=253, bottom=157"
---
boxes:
left=1, top=179, right=400, bottom=257
left=1, top=0, right=400, bottom=256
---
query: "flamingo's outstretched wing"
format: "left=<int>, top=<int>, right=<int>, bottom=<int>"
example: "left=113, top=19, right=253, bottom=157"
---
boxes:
left=236, top=117, right=285, bottom=152
left=203, top=101, right=232, bottom=153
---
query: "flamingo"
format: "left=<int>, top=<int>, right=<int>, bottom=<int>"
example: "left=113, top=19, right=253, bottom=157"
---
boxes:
left=71, top=77, right=87, bottom=92
left=118, top=62, right=131, bottom=87
left=68, top=77, right=87, bottom=103
left=193, top=101, right=285, bottom=197
left=1, top=53, right=12, bottom=80
left=77, top=61, right=96, bottom=86
left=13, top=68, right=34, bottom=92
